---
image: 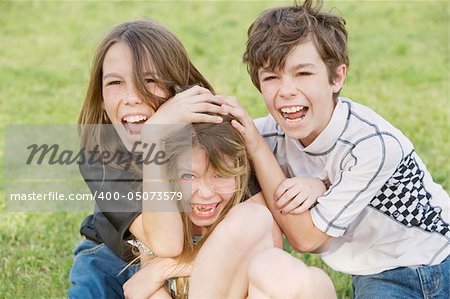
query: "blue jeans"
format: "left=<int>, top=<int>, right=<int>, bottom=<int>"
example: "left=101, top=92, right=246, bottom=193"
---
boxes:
left=68, top=239, right=139, bottom=299
left=352, top=256, right=449, bottom=299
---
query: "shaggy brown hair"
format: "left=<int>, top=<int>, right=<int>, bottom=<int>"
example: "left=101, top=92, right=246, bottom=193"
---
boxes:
left=243, top=0, right=349, bottom=99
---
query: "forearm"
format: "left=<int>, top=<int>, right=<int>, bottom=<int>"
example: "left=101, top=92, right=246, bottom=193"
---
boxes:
left=143, top=257, right=192, bottom=280
left=123, top=257, right=192, bottom=299
left=140, top=197, right=183, bottom=257
left=130, top=210, right=183, bottom=258
left=251, top=142, right=329, bottom=252
left=133, top=131, right=184, bottom=257
left=130, top=152, right=183, bottom=257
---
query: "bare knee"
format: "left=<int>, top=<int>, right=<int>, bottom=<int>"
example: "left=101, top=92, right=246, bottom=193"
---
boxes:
left=249, top=248, right=304, bottom=298
left=248, top=248, right=335, bottom=299
left=308, top=267, right=336, bottom=299
left=249, top=248, right=306, bottom=284
left=217, top=202, right=273, bottom=245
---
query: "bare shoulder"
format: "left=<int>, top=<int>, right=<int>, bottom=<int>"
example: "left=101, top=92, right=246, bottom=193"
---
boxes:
left=246, top=192, right=266, bottom=206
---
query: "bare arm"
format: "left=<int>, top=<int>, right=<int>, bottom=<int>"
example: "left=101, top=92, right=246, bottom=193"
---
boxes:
left=129, top=213, right=183, bottom=258
left=220, top=96, right=330, bottom=252
left=123, top=256, right=192, bottom=299
left=247, top=192, right=283, bottom=249
left=129, top=132, right=183, bottom=257
left=250, top=142, right=330, bottom=252
left=130, top=86, right=226, bottom=257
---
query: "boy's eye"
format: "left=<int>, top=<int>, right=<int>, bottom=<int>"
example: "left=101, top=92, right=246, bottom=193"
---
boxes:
left=262, top=75, right=277, bottom=81
left=296, top=72, right=312, bottom=77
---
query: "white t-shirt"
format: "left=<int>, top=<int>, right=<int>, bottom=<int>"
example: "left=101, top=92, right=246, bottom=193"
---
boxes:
left=255, top=97, right=450, bottom=275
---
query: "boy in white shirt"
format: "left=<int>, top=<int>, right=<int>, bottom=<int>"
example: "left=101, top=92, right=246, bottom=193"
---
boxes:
left=222, top=0, right=449, bottom=297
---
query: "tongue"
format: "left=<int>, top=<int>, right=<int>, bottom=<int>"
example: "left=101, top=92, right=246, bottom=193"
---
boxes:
left=284, top=110, right=306, bottom=119
left=124, top=121, right=145, bottom=134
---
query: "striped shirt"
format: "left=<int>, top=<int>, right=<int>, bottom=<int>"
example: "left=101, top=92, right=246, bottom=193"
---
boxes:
left=255, top=97, right=449, bottom=275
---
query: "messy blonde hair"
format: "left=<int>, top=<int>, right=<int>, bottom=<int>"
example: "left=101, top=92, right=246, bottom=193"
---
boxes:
left=164, top=115, right=251, bottom=297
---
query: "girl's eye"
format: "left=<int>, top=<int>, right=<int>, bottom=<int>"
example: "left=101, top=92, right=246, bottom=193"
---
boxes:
left=106, top=80, right=121, bottom=86
left=180, top=173, right=194, bottom=180
left=145, top=78, right=156, bottom=84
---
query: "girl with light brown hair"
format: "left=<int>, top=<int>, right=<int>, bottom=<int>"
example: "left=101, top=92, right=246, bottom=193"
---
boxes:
left=69, top=19, right=226, bottom=298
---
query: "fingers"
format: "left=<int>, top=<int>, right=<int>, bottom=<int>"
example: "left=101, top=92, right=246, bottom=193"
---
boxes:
left=221, top=104, right=252, bottom=125
left=288, top=198, right=315, bottom=215
left=179, top=85, right=213, bottom=97
left=155, top=90, right=254, bottom=126
left=274, top=178, right=295, bottom=201
left=191, top=102, right=225, bottom=115
left=215, top=94, right=240, bottom=107
left=277, top=189, right=315, bottom=214
left=275, top=178, right=311, bottom=214
left=215, top=95, right=243, bottom=109
left=230, top=119, right=245, bottom=135
left=218, top=96, right=253, bottom=131
left=280, top=192, right=308, bottom=212
left=174, top=92, right=224, bottom=106
left=171, top=84, right=222, bottom=106
left=275, top=177, right=325, bottom=215
left=160, top=89, right=228, bottom=124
left=175, top=90, right=228, bottom=116
left=275, top=186, right=304, bottom=210
left=190, top=113, right=224, bottom=124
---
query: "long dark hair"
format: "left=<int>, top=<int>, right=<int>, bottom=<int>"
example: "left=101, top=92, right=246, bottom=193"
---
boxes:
left=78, top=19, right=214, bottom=176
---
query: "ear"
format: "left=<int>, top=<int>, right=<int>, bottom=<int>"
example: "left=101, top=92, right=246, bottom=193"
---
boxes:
left=332, top=64, right=347, bottom=93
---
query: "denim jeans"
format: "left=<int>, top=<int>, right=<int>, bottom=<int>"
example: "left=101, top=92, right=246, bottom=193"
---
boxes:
left=352, top=255, right=449, bottom=299
left=68, top=239, right=139, bottom=299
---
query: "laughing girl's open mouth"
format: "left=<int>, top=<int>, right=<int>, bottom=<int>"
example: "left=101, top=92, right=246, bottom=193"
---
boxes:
left=190, top=202, right=220, bottom=218
left=121, top=114, right=148, bottom=134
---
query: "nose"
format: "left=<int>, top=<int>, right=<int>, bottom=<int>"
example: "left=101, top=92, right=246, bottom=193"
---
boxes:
left=122, top=88, right=143, bottom=106
left=196, top=179, right=216, bottom=199
left=278, top=76, right=298, bottom=99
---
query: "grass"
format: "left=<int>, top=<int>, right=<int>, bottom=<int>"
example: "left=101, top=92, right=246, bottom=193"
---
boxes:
left=0, top=1, right=448, bottom=298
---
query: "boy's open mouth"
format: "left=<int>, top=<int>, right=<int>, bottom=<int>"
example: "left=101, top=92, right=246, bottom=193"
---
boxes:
left=122, top=114, right=148, bottom=135
left=280, top=105, right=308, bottom=122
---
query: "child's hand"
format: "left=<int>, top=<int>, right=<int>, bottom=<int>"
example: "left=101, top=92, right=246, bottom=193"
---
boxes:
left=123, top=257, right=193, bottom=299
left=147, top=85, right=226, bottom=125
left=123, top=258, right=166, bottom=299
left=217, top=95, right=265, bottom=154
left=274, top=177, right=326, bottom=214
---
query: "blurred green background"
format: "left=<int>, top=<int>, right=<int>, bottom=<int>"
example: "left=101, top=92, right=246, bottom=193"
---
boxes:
left=1, top=1, right=448, bottom=298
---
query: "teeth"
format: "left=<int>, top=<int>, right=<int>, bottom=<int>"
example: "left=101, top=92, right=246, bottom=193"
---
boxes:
left=286, top=117, right=304, bottom=122
left=122, top=115, right=148, bottom=123
left=191, top=203, right=218, bottom=214
left=280, top=106, right=305, bottom=113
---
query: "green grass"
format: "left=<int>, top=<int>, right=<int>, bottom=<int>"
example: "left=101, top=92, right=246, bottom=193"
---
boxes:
left=0, top=1, right=448, bottom=298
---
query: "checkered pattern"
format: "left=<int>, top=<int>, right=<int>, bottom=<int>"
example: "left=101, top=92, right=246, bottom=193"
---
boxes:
left=371, top=151, right=450, bottom=238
